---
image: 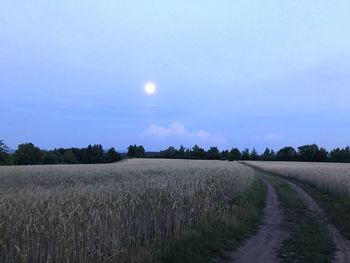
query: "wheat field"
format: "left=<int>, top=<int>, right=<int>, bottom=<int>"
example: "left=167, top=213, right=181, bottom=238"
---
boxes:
left=0, top=159, right=255, bottom=263
left=245, top=161, right=350, bottom=197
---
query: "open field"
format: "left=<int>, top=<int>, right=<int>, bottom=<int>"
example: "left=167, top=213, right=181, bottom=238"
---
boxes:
left=0, top=159, right=256, bottom=263
left=244, top=161, right=350, bottom=251
left=244, top=161, right=350, bottom=197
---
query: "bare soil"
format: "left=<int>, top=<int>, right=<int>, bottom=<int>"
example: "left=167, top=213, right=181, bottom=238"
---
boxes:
left=216, top=179, right=289, bottom=263
left=282, top=179, right=350, bottom=263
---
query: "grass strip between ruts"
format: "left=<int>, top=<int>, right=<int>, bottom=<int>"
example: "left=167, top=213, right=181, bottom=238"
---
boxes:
left=265, top=174, right=335, bottom=263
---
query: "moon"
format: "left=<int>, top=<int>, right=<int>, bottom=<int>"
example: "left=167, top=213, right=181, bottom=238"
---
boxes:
left=144, top=82, right=156, bottom=95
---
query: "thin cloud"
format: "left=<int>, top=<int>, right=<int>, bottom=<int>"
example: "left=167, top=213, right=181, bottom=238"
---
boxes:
left=144, top=123, right=226, bottom=148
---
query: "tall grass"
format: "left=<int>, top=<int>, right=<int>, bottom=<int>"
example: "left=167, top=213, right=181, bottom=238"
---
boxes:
left=245, top=161, right=350, bottom=197
left=0, top=159, right=254, bottom=262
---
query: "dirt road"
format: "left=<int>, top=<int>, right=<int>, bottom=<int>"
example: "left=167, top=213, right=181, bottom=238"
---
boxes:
left=282, top=179, right=350, bottom=263
left=216, top=179, right=289, bottom=263
left=216, top=172, right=350, bottom=263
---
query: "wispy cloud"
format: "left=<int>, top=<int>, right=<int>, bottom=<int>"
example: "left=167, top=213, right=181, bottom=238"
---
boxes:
left=143, top=123, right=226, bottom=148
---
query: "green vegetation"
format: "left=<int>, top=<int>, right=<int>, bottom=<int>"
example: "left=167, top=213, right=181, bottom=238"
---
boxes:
left=266, top=174, right=335, bottom=263
left=0, top=140, right=10, bottom=165
left=158, top=180, right=267, bottom=263
left=127, top=144, right=145, bottom=157
left=2, top=136, right=350, bottom=166
left=286, top=178, right=350, bottom=240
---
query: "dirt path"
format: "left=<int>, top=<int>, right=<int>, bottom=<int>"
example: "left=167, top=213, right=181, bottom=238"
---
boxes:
left=282, top=178, right=350, bottom=263
left=216, top=179, right=288, bottom=263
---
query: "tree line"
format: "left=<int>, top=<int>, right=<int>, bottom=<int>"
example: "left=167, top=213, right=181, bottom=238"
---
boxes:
left=156, top=144, right=350, bottom=163
left=1, top=139, right=350, bottom=165
left=0, top=140, right=122, bottom=165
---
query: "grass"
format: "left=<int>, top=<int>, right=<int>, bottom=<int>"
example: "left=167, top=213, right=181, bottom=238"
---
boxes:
left=0, top=159, right=256, bottom=263
left=265, top=174, right=335, bottom=263
left=245, top=161, right=350, bottom=241
left=157, top=180, right=267, bottom=263
left=285, top=178, right=350, bottom=241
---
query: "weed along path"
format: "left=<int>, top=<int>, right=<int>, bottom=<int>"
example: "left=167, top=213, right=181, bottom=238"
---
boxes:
left=217, top=178, right=289, bottom=263
left=282, top=178, right=350, bottom=263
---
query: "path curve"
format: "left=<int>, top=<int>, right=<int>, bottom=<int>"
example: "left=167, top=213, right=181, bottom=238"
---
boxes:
left=282, top=178, right=350, bottom=263
left=216, top=179, right=288, bottom=263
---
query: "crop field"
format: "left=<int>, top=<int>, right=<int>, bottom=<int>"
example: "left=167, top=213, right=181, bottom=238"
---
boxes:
left=0, top=159, right=255, bottom=263
left=245, top=161, right=350, bottom=197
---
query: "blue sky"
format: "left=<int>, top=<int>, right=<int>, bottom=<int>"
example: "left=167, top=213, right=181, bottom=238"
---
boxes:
left=1, top=0, right=350, bottom=151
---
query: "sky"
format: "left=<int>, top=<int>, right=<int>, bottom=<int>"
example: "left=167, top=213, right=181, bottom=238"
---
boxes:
left=1, top=0, right=350, bottom=152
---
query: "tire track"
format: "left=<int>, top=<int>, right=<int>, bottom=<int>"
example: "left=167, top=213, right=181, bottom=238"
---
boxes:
left=216, top=179, right=289, bottom=263
left=282, top=178, right=350, bottom=263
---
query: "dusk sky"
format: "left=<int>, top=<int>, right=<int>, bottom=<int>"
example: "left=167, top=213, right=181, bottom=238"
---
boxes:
left=1, top=0, right=350, bottom=152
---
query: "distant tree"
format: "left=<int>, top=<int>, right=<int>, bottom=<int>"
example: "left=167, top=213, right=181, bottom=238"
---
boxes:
left=250, top=148, right=259, bottom=161
left=106, top=147, right=121, bottom=163
left=127, top=145, right=136, bottom=157
left=317, top=147, right=329, bottom=162
left=185, top=148, right=192, bottom=159
left=91, top=144, right=105, bottom=163
left=192, top=145, right=206, bottom=159
left=0, top=139, right=9, bottom=165
left=329, top=147, right=350, bottom=163
left=207, top=147, right=220, bottom=159
left=178, top=145, right=186, bottom=159
left=160, top=146, right=178, bottom=158
left=136, top=145, right=145, bottom=157
left=298, top=144, right=327, bottom=162
left=41, top=151, right=60, bottom=164
left=241, top=148, right=250, bottom=160
left=261, top=148, right=276, bottom=161
left=270, top=149, right=276, bottom=160
left=229, top=148, right=242, bottom=161
left=221, top=150, right=230, bottom=160
left=63, top=150, right=78, bottom=164
left=14, top=143, right=42, bottom=165
left=127, top=145, right=145, bottom=158
left=276, top=147, right=297, bottom=161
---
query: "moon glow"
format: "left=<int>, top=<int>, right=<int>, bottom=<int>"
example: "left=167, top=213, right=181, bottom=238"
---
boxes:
left=144, top=82, right=156, bottom=95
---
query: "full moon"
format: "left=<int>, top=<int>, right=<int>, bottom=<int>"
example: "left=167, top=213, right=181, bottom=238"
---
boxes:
left=144, top=82, right=156, bottom=95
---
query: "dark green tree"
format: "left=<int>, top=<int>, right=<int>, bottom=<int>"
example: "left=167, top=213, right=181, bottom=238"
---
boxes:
left=106, top=147, right=121, bottom=163
left=136, top=145, right=145, bottom=157
left=63, top=150, right=78, bottom=164
left=127, top=145, right=145, bottom=158
left=178, top=145, right=186, bottom=159
left=317, top=147, right=329, bottom=162
left=207, top=147, right=220, bottom=159
left=329, top=147, right=350, bottom=163
left=91, top=144, right=105, bottom=163
left=221, top=150, right=230, bottom=160
left=41, top=151, right=60, bottom=164
left=298, top=144, right=327, bottom=162
left=14, top=143, right=42, bottom=165
left=160, top=146, right=178, bottom=158
left=250, top=148, right=259, bottom=160
left=192, top=145, right=206, bottom=159
left=0, top=140, right=9, bottom=165
left=276, top=147, right=297, bottom=161
left=241, top=148, right=250, bottom=160
left=261, top=148, right=276, bottom=161
left=127, top=145, right=136, bottom=157
left=229, top=148, right=242, bottom=161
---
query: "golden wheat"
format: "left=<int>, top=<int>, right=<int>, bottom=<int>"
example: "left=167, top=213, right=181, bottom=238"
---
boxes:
left=0, top=159, right=254, bottom=263
left=245, top=161, right=350, bottom=197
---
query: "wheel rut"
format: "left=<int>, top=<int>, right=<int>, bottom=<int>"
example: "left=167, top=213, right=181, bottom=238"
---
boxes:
left=216, top=178, right=289, bottom=263
left=281, top=178, right=350, bottom=263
